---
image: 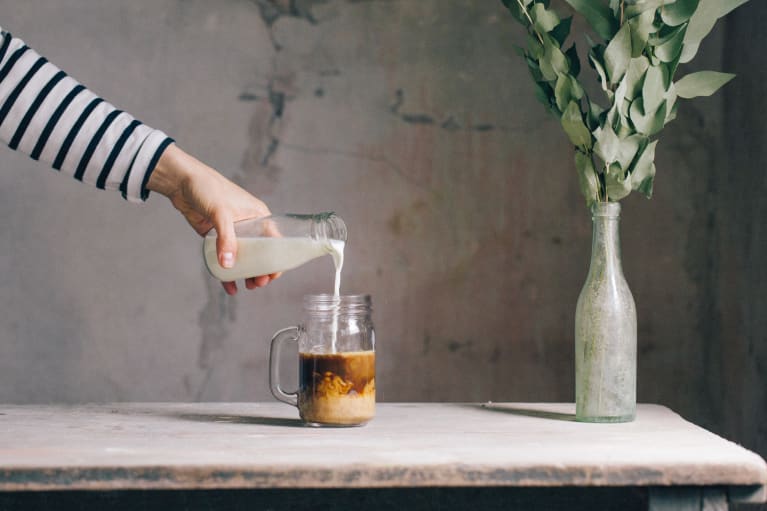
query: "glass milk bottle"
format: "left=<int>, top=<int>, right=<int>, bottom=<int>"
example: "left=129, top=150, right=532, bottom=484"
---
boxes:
left=203, top=213, right=347, bottom=281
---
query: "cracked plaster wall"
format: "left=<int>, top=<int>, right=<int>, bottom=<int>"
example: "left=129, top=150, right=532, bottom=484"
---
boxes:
left=0, top=0, right=763, bottom=463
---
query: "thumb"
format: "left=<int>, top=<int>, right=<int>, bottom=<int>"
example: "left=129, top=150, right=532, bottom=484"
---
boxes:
left=213, top=211, right=237, bottom=269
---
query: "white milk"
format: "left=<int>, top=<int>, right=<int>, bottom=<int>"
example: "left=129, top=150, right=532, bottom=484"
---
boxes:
left=203, top=237, right=345, bottom=283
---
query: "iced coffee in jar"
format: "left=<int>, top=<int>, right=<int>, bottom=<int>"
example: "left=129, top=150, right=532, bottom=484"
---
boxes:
left=270, top=294, right=375, bottom=427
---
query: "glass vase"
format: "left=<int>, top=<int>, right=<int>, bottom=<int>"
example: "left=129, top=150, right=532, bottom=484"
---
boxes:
left=575, top=202, right=636, bottom=423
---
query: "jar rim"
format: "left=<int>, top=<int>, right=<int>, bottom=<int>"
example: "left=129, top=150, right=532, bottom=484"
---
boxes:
left=303, top=294, right=371, bottom=313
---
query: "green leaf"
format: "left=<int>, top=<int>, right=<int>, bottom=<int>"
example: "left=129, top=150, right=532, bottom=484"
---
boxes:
left=630, top=140, right=658, bottom=198
left=605, top=163, right=633, bottom=201
left=609, top=0, right=621, bottom=17
left=604, top=23, right=632, bottom=84
left=562, top=0, right=618, bottom=40
left=661, top=0, right=700, bottom=26
left=533, top=81, right=556, bottom=113
left=587, top=99, right=605, bottom=130
left=675, top=71, right=736, bottom=98
left=629, top=8, right=657, bottom=57
left=664, top=82, right=678, bottom=122
left=501, top=0, right=526, bottom=24
left=616, top=134, right=645, bottom=170
left=625, top=56, right=650, bottom=99
left=625, top=0, right=665, bottom=19
left=575, top=151, right=600, bottom=207
left=565, top=43, right=581, bottom=77
left=594, top=124, right=621, bottom=164
left=539, top=37, right=569, bottom=81
left=528, top=34, right=544, bottom=59
left=681, top=0, right=751, bottom=63
left=642, top=65, right=666, bottom=114
left=589, top=51, right=610, bottom=92
left=531, top=3, right=561, bottom=33
left=525, top=56, right=544, bottom=81
left=654, top=25, right=687, bottom=63
left=555, top=74, right=572, bottom=111
left=561, top=101, right=593, bottom=149
left=630, top=98, right=667, bottom=136
left=551, top=16, right=573, bottom=46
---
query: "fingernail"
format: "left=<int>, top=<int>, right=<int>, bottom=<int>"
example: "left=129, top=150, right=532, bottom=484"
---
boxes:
left=222, top=252, right=234, bottom=268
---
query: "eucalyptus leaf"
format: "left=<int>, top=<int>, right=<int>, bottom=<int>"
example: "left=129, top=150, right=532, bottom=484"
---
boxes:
left=555, top=74, right=573, bottom=111
left=589, top=51, right=610, bottom=92
left=594, top=124, right=621, bottom=164
left=629, top=8, right=657, bottom=57
left=501, top=0, right=526, bottom=24
left=661, top=0, right=700, bottom=26
left=642, top=65, right=666, bottom=114
left=609, top=0, right=621, bottom=18
left=664, top=82, right=678, bottom=120
left=574, top=151, right=600, bottom=207
left=539, top=37, right=569, bottom=81
left=630, top=98, right=667, bottom=135
left=525, top=56, right=544, bottom=81
left=681, top=0, right=751, bottom=63
left=531, top=3, right=561, bottom=33
left=625, top=56, right=650, bottom=99
left=630, top=139, right=658, bottom=197
left=551, top=16, right=573, bottom=46
left=616, top=134, right=645, bottom=170
left=565, top=43, right=581, bottom=77
left=675, top=71, right=736, bottom=98
left=587, top=99, right=606, bottom=130
left=561, top=101, right=593, bottom=149
left=605, top=163, right=632, bottom=201
left=533, top=81, right=556, bottom=112
left=654, top=25, right=687, bottom=63
left=604, top=23, right=632, bottom=84
left=562, top=0, right=618, bottom=40
left=528, top=34, right=544, bottom=59
left=625, top=0, right=665, bottom=19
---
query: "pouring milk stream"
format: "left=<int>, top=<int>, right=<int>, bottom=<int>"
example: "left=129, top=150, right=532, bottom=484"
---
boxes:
left=203, top=213, right=347, bottom=352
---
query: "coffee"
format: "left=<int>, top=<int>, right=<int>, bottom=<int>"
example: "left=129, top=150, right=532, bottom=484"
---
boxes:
left=298, top=350, right=375, bottom=425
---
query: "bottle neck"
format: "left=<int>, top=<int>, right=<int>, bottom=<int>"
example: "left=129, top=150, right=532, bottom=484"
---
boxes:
left=588, top=203, right=623, bottom=277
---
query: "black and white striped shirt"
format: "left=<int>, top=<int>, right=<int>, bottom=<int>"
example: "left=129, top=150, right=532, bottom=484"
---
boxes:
left=0, top=26, right=173, bottom=203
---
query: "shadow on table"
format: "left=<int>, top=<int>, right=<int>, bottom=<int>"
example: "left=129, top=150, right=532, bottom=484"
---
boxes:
left=164, top=412, right=305, bottom=428
left=464, top=403, right=577, bottom=422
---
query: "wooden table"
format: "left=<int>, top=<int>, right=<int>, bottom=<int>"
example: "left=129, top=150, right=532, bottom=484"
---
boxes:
left=1, top=403, right=765, bottom=510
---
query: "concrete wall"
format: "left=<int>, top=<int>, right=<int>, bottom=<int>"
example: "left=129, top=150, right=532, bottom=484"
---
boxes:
left=0, top=0, right=763, bottom=461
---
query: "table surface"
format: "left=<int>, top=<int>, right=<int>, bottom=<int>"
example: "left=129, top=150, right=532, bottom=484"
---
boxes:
left=0, top=402, right=765, bottom=497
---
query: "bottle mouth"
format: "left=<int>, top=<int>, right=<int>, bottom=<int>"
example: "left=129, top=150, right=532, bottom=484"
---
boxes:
left=303, top=294, right=371, bottom=314
left=591, top=202, right=621, bottom=218
left=305, top=212, right=347, bottom=242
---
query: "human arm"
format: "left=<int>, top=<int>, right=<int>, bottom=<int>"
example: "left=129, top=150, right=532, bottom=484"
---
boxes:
left=0, top=25, right=275, bottom=293
left=148, top=144, right=279, bottom=295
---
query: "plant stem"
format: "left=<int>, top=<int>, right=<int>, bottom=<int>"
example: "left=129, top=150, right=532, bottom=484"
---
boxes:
left=516, top=0, right=544, bottom=44
left=620, top=0, right=625, bottom=26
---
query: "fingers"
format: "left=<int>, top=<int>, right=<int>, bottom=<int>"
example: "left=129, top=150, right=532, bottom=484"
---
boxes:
left=212, top=211, right=237, bottom=269
left=245, top=276, right=271, bottom=289
left=222, top=281, right=238, bottom=295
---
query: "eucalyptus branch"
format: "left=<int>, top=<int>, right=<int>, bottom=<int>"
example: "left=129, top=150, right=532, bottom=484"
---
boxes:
left=516, top=0, right=544, bottom=44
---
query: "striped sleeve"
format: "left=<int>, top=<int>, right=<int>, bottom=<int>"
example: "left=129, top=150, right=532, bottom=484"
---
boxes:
left=0, top=27, right=174, bottom=203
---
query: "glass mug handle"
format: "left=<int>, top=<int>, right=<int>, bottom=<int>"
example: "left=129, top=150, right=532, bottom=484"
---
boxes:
left=269, top=326, right=299, bottom=407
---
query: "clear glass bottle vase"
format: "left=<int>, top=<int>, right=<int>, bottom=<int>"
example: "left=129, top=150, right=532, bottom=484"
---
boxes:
left=575, top=202, right=636, bottom=423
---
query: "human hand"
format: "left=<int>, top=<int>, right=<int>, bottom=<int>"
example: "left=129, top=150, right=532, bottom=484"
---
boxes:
left=147, top=144, right=280, bottom=295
